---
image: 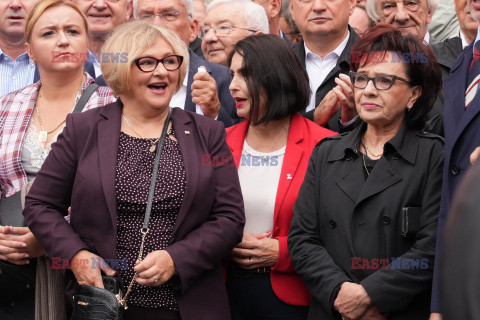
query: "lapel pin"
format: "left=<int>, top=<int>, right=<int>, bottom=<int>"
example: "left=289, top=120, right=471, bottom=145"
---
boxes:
left=287, top=174, right=293, bottom=180
left=185, top=131, right=190, bottom=135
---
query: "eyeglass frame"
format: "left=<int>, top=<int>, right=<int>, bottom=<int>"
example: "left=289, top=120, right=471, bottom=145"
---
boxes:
left=349, top=71, right=411, bottom=91
left=133, top=55, right=184, bottom=73
left=138, top=11, right=192, bottom=22
left=199, top=24, right=257, bottom=38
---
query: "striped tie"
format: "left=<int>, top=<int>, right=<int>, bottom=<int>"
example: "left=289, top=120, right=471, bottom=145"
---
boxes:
left=465, top=41, right=480, bottom=109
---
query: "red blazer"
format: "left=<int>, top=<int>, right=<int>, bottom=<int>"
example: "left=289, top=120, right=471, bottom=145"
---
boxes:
left=225, top=114, right=336, bottom=306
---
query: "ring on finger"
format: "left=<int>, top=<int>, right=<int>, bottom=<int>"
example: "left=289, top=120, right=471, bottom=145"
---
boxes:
left=249, top=257, right=252, bottom=265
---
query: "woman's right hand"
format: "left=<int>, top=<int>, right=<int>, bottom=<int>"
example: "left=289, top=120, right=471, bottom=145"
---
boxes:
left=70, top=250, right=116, bottom=289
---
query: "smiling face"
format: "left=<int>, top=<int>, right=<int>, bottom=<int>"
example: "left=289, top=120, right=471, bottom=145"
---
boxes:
left=229, top=52, right=252, bottom=119
left=375, top=0, right=432, bottom=40
left=0, top=0, right=36, bottom=39
left=201, top=3, right=253, bottom=66
left=289, top=0, right=355, bottom=39
left=459, top=0, right=480, bottom=42
left=74, top=0, right=132, bottom=38
left=136, top=0, right=197, bottom=45
left=354, top=51, right=422, bottom=129
left=125, top=37, right=180, bottom=114
left=25, top=5, right=88, bottom=73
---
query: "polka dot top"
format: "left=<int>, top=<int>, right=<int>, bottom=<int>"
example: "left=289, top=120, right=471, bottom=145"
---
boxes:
left=115, top=126, right=186, bottom=310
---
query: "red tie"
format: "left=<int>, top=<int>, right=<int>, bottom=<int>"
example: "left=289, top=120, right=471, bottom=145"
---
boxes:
left=466, top=42, right=480, bottom=109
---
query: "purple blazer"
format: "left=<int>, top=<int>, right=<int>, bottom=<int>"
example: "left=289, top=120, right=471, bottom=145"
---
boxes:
left=23, top=100, right=245, bottom=320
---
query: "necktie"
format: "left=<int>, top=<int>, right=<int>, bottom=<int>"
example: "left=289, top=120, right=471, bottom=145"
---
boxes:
left=465, top=41, right=480, bottom=109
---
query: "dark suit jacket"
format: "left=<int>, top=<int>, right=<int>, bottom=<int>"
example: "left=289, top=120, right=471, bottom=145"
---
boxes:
left=427, top=36, right=465, bottom=136
left=292, top=27, right=359, bottom=132
left=440, top=160, right=480, bottom=320
left=189, top=37, right=205, bottom=59
left=95, top=50, right=236, bottom=127
left=431, top=40, right=480, bottom=313
left=288, top=122, right=444, bottom=320
left=226, top=114, right=335, bottom=306
left=23, top=101, right=245, bottom=320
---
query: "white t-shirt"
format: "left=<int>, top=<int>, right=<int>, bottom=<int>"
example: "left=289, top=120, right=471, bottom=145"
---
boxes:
left=238, top=141, right=285, bottom=233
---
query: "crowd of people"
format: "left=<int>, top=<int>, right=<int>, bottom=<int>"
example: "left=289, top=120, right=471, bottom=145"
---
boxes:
left=0, top=0, right=478, bottom=319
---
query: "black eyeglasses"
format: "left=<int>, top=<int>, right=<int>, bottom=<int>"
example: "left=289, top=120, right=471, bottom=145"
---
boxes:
left=133, top=55, right=183, bottom=72
left=349, top=72, right=411, bottom=91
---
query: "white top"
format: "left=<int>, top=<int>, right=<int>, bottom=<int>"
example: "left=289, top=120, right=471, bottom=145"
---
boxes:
left=238, top=140, right=285, bottom=233
left=304, top=32, right=350, bottom=112
left=170, top=65, right=205, bottom=116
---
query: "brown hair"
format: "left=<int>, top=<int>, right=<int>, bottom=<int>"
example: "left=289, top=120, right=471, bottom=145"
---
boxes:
left=25, top=0, right=88, bottom=43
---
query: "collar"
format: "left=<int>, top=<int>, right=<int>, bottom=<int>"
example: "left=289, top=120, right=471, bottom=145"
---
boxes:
left=0, top=47, right=33, bottom=64
left=423, top=31, right=430, bottom=44
left=460, top=30, right=469, bottom=49
left=474, top=25, right=480, bottom=54
left=183, top=63, right=189, bottom=87
left=327, top=121, right=418, bottom=165
left=304, top=30, right=350, bottom=61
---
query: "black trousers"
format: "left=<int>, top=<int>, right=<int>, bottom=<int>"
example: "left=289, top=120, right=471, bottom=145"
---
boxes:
left=0, top=295, right=34, bottom=320
left=226, top=264, right=309, bottom=320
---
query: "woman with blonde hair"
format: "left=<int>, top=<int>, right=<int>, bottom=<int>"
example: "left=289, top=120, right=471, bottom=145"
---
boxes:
left=24, top=20, right=244, bottom=320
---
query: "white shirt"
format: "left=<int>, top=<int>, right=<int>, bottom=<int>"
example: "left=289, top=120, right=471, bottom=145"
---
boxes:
left=238, top=141, right=285, bottom=234
left=305, top=32, right=350, bottom=112
left=169, top=64, right=205, bottom=115
left=460, top=30, right=470, bottom=49
left=423, top=31, right=431, bottom=44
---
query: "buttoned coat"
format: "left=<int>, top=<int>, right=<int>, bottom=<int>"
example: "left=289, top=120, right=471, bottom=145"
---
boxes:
left=23, top=101, right=245, bottom=320
left=288, top=122, right=443, bottom=320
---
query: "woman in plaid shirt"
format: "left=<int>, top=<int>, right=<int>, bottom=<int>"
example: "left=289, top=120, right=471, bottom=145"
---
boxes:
left=0, top=0, right=116, bottom=317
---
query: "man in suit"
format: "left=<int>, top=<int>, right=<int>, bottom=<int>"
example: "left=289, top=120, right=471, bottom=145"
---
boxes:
left=365, top=0, right=438, bottom=44
left=201, top=0, right=269, bottom=67
left=430, top=0, right=480, bottom=318
left=290, top=0, right=359, bottom=132
left=0, top=0, right=37, bottom=97
left=74, top=0, right=133, bottom=76
left=98, top=0, right=236, bottom=126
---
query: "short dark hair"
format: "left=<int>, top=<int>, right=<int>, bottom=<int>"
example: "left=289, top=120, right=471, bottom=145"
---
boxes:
left=227, top=34, right=310, bottom=125
left=350, top=24, right=442, bottom=129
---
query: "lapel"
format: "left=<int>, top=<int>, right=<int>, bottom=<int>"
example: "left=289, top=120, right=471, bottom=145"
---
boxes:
left=292, top=40, right=306, bottom=67
left=273, top=115, right=304, bottom=225
left=97, top=101, right=122, bottom=231
left=444, top=45, right=470, bottom=134
left=332, top=127, right=365, bottom=203
left=184, top=50, right=210, bottom=113
left=226, top=120, right=249, bottom=167
left=171, top=108, right=199, bottom=235
left=315, top=28, right=359, bottom=106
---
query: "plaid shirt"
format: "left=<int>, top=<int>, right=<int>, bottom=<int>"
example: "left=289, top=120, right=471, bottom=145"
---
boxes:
left=0, top=74, right=117, bottom=197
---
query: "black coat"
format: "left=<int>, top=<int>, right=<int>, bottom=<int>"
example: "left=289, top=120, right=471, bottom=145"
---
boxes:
left=288, top=122, right=444, bottom=320
left=292, top=28, right=359, bottom=132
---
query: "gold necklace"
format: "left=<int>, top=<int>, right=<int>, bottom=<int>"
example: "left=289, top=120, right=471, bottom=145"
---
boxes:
left=362, top=153, right=371, bottom=175
left=35, top=75, right=86, bottom=142
left=362, top=138, right=383, bottom=158
left=122, top=114, right=165, bottom=152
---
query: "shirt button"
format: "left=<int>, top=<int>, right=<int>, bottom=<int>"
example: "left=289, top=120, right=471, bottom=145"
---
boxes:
left=382, top=215, right=391, bottom=225
left=11, top=76, right=16, bottom=80
left=329, top=219, right=337, bottom=229
left=451, top=164, right=460, bottom=175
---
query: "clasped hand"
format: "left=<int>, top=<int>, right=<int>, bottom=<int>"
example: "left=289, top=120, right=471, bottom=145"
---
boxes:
left=334, top=282, right=386, bottom=320
left=231, top=232, right=279, bottom=269
left=191, top=71, right=221, bottom=119
left=0, top=225, right=45, bottom=265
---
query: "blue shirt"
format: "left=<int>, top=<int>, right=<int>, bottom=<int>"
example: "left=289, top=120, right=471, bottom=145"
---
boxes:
left=0, top=48, right=35, bottom=98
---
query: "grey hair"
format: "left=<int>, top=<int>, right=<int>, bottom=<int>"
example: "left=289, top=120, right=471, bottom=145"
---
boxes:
left=206, top=0, right=269, bottom=34
left=366, top=0, right=438, bottom=22
left=133, top=0, right=193, bottom=19
left=280, top=0, right=299, bottom=34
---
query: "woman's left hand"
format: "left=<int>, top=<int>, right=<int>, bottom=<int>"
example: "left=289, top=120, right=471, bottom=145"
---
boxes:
left=134, top=250, right=176, bottom=287
left=231, top=232, right=279, bottom=269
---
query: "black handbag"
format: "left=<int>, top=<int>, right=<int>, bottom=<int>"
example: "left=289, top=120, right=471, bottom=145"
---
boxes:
left=70, top=108, right=172, bottom=320
left=71, top=276, right=124, bottom=320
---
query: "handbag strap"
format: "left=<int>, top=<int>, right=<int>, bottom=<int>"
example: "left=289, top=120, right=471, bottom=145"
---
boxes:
left=121, top=107, right=172, bottom=309
left=73, top=82, right=99, bottom=113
